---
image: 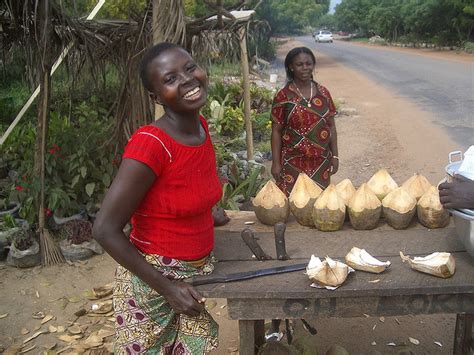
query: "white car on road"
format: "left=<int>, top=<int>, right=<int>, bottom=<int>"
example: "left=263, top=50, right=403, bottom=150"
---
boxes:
left=315, top=30, right=333, bottom=43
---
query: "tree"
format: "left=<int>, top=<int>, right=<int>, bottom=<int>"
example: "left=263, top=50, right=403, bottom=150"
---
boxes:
left=256, top=0, right=330, bottom=35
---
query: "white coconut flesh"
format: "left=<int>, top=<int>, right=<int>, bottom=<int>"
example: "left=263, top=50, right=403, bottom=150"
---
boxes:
left=367, top=169, right=399, bottom=200
left=335, top=179, right=356, bottom=205
left=382, top=187, right=417, bottom=214
left=306, top=255, right=349, bottom=287
left=346, top=247, right=391, bottom=269
left=348, top=183, right=381, bottom=213
left=289, top=173, right=322, bottom=208
left=253, top=180, right=287, bottom=209
left=402, top=174, right=431, bottom=200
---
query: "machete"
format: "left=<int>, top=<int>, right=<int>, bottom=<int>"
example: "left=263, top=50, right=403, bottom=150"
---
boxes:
left=187, top=262, right=307, bottom=286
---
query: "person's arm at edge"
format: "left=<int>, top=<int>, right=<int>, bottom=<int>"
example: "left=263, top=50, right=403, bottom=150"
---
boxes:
left=271, top=122, right=283, bottom=181
left=92, top=159, right=205, bottom=316
left=328, top=115, right=339, bottom=174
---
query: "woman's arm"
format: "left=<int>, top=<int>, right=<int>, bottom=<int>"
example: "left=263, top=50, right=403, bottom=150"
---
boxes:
left=328, top=116, right=339, bottom=174
left=92, top=159, right=205, bottom=316
left=271, top=122, right=283, bottom=181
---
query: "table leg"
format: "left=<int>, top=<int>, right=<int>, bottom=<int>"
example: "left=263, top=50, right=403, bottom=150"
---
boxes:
left=453, top=313, right=473, bottom=355
left=239, top=319, right=265, bottom=355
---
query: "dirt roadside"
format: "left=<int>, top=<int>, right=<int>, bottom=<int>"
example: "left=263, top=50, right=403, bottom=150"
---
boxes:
left=0, top=39, right=470, bottom=355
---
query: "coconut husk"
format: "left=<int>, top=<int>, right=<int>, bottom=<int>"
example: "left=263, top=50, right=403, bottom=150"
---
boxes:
left=252, top=180, right=289, bottom=226
left=348, top=184, right=382, bottom=230
left=417, top=186, right=449, bottom=228
left=289, top=173, right=322, bottom=226
left=312, top=185, right=345, bottom=231
left=367, top=169, right=398, bottom=200
left=382, top=187, right=417, bottom=229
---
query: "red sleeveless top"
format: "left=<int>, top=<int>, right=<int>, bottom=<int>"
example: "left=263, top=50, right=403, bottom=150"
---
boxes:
left=122, top=116, right=222, bottom=260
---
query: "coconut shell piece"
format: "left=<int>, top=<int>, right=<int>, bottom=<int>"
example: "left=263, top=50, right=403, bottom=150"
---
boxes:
left=400, top=251, right=455, bottom=278
left=306, top=255, right=349, bottom=287
left=289, top=173, right=322, bottom=226
left=417, top=186, right=449, bottom=228
left=252, top=180, right=290, bottom=225
left=345, top=247, right=390, bottom=273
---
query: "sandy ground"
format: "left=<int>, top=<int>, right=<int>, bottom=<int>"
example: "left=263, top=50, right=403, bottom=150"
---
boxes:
left=0, top=39, right=471, bottom=355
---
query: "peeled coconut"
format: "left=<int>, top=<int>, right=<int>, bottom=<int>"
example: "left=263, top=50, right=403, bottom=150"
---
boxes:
left=348, top=183, right=382, bottom=230
left=252, top=180, right=290, bottom=225
left=400, top=251, right=455, bottom=278
left=345, top=247, right=391, bottom=273
left=417, top=186, right=450, bottom=229
left=312, top=185, right=346, bottom=231
left=402, top=174, right=431, bottom=201
left=382, top=187, right=417, bottom=229
left=335, top=179, right=356, bottom=205
left=306, top=255, right=349, bottom=287
left=367, top=169, right=399, bottom=200
left=289, top=173, right=322, bottom=226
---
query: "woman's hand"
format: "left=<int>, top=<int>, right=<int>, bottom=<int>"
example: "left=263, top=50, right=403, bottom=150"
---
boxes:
left=331, top=157, right=339, bottom=174
left=212, top=206, right=230, bottom=226
left=163, top=280, right=206, bottom=317
left=438, top=174, right=474, bottom=209
left=271, top=162, right=282, bottom=181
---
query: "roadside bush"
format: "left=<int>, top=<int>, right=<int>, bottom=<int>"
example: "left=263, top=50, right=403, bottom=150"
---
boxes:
left=2, top=98, right=119, bottom=224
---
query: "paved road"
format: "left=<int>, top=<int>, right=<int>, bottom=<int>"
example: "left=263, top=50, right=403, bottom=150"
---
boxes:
left=298, top=36, right=474, bottom=147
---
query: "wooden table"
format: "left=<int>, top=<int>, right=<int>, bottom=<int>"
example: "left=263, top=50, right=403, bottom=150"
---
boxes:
left=197, top=211, right=474, bottom=355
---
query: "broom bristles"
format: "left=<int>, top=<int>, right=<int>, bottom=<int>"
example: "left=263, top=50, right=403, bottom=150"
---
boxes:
left=40, top=228, right=65, bottom=266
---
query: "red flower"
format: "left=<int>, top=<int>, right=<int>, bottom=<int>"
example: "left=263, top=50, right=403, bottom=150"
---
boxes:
left=48, top=144, right=61, bottom=155
left=15, top=185, right=23, bottom=191
left=45, top=208, right=52, bottom=216
left=22, top=175, right=28, bottom=181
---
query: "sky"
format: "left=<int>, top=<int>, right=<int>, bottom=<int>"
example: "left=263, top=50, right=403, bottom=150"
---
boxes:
left=329, top=0, right=342, bottom=14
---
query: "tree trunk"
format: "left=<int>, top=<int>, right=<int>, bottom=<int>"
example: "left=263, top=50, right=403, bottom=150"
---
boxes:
left=33, top=0, right=52, bottom=232
left=239, top=26, right=253, bottom=161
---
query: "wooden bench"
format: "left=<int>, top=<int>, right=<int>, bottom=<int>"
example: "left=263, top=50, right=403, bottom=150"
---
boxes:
left=197, top=211, right=474, bottom=355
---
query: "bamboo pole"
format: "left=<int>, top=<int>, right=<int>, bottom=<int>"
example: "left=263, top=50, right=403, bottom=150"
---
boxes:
left=239, top=25, right=253, bottom=161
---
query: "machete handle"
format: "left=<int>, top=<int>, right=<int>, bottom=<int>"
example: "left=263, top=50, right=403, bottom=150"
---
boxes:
left=241, top=228, right=272, bottom=260
left=274, top=222, right=289, bottom=260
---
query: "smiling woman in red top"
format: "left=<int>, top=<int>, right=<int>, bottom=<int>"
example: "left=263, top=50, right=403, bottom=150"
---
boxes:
left=93, top=42, right=228, bottom=354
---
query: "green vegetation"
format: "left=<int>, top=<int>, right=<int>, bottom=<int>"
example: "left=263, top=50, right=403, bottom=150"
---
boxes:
left=332, top=0, right=473, bottom=45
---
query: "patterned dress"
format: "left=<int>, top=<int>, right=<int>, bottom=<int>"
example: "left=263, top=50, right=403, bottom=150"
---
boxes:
left=271, top=81, right=337, bottom=196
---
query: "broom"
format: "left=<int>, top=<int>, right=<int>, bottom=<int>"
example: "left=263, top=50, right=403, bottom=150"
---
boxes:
left=37, top=68, right=65, bottom=266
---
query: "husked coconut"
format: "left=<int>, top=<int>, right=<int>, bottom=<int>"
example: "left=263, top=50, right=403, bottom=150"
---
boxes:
left=306, top=255, right=349, bottom=287
left=312, top=185, right=346, bottom=231
left=400, top=251, right=455, bottom=278
left=345, top=247, right=391, bottom=273
left=382, top=187, right=417, bottom=229
left=417, top=186, right=449, bottom=228
left=289, top=173, right=322, bottom=226
left=367, top=169, right=399, bottom=200
left=335, top=179, right=356, bottom=205
left=402, top=174, right=431, bottom=200
left=348, top=183, right=382, bottom=230
left=252, top=180, right=290, bottom=225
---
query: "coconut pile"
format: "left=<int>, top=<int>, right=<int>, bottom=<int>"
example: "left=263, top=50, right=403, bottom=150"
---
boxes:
left=252, top=170, right=450, bottom=231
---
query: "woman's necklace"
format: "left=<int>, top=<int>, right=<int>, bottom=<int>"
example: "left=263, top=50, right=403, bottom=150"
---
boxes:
left=294, top=81, right=313, bottom=108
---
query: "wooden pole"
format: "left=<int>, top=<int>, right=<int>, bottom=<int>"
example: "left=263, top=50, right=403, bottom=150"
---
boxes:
left=239, top=25, right=253, bottom=161
left=152, top=0, right=165, bottom=120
